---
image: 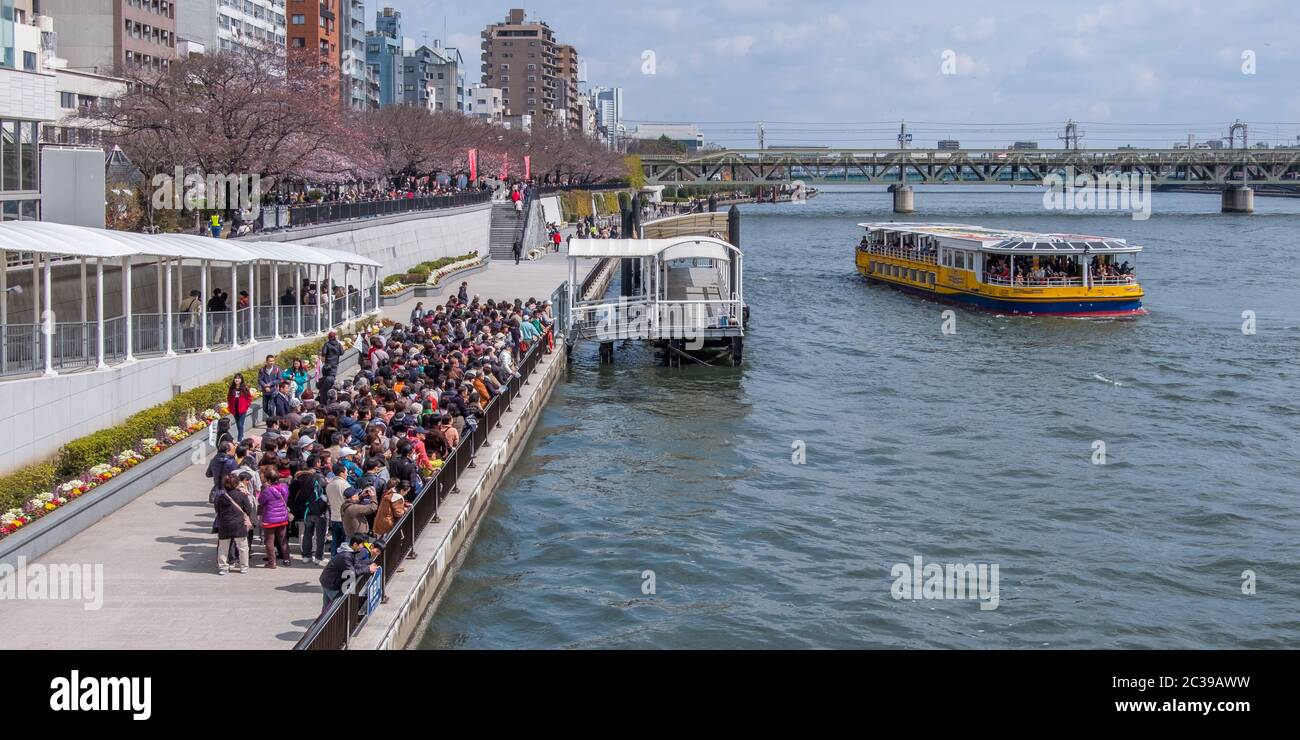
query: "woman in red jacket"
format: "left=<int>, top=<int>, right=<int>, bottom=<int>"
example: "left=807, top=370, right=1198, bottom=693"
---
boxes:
left=227, top=374, right=254, bottom=443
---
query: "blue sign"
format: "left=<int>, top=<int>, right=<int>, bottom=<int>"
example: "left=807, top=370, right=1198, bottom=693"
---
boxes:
left=365, top=566, right=383, bottom=615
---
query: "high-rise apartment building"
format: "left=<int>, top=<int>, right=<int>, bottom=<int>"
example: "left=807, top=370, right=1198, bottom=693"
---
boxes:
left=41, top=0, right=178, bottom=74
left=482, top=9, right=579, bottom=127
left=555, top=43, right=580, bottom=129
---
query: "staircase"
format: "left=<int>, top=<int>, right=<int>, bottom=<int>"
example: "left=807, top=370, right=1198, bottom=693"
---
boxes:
left=488, top=201, right=524, bottom=260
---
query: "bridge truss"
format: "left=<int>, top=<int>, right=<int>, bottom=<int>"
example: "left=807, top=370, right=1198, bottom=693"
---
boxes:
left=640, top=148, right=1300, bottom=188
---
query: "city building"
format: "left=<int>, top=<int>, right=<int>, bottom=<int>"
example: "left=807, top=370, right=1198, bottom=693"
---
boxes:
left=176, top=0, right=286, bottom=56
left=365, top=5, right=402, bottom=107
left=2, top=4, right=118, bottom=225
left=41, top=0, right=178, bottom=74
left=937, top=139, right=960, bottom=150
left=482, top=9, right=571, bottom=127
left=286, top=0, right=340, bottom=103
left=503, top=113, right=531, bottom=132
left=469, top=84, right=503, bottom=123
left=589, top=85, right=623, bottom=144
left=428, top=40, right=463, bottom=113
left=339, top=0, right=374, bottom=111
left=555, top=42, right=580, bottom=128
left=0, top=0, right=50, bottom=221
left=400, top=43, right=438, bottom=111
left=45, top=68, right=130, bottom=147
left=632, top=123, right=703, bottom=152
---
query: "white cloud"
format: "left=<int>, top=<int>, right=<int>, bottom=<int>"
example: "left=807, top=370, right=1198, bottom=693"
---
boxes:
left=712, top=35, right=757, bottom=57
left=952, top=17, right=997, bottom=42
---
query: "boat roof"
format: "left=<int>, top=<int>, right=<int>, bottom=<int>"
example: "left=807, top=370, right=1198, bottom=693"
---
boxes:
left=858, top=222, right=1142, bottom=254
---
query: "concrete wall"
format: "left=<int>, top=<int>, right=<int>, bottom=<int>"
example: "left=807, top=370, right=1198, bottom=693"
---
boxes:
left=40, top=147, right=106, bottom=229
left=253, top=202, right=492, bottom=276
left=0, top=332, right=335, bottom=475
left=538, top=195, right=562, bottom=226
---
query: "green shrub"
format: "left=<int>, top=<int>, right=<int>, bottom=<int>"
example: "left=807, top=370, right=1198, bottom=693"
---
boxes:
left=0, top=461, right=59, bottom=514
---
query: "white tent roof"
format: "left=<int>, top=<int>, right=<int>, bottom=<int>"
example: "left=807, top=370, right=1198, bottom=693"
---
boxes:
left=567, top=237, right=738, bottom=263
left=0, top=221, right=382, bottom=268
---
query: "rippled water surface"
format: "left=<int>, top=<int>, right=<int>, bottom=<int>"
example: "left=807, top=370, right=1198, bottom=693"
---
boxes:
left=420, top=187, right=1300, bottom=649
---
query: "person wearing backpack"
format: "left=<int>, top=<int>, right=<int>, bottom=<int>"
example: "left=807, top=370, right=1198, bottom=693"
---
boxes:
left=301, top=467, right=330, bottom=564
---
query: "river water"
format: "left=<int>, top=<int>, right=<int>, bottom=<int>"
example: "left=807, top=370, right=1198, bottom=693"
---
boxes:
left=419, top=186, right=1300, bottom=649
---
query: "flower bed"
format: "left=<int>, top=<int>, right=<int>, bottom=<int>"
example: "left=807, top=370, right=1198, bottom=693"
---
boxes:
left=0, top=320, right=375, bottom=540
left=0, top=397, right=243, bottom=538
left=381, top=251, right=481, bottom=295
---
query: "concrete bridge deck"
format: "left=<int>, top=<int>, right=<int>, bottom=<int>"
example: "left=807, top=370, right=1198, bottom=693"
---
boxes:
left=0, top=247, right=581, bottom=650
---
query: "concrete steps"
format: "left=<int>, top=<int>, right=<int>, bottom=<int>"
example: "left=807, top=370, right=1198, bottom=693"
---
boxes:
left=489, top=201, right=523, bottom=260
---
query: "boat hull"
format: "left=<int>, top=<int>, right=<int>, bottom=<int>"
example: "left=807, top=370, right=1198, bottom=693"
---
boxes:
left=864, top=274, right=1145, bottom=316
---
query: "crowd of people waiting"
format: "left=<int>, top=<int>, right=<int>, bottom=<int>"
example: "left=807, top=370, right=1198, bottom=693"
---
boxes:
left=205, top=284, right=556, bottom=611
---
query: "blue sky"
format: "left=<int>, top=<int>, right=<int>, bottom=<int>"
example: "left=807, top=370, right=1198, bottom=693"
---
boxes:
left=379, top=0, right=1300, bottom=148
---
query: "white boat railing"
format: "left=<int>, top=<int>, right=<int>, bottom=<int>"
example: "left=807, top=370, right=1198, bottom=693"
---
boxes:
left=983, top=274, right=1137, bottom=288
left=858, top=246, right=938, bottom=265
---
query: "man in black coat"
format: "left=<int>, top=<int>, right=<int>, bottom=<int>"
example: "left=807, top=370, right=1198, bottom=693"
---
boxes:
left=319, top=331, right=344, bottom=375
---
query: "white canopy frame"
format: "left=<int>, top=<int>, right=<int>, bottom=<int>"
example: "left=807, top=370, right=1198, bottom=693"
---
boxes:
left=0, top=222, right=383, bottom=378
left=566, top=236, right=744, bottom=339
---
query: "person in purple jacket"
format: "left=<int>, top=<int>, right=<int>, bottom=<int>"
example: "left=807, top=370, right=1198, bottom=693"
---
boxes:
left=257, top=470, right=293, bottom=568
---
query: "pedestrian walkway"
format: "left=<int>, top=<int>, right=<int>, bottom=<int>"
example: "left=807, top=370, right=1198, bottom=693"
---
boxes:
left=0, top=250, right=587, bottom=649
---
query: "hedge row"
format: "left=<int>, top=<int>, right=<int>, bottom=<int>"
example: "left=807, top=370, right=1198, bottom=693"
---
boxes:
left=0, top=320, right=373, bottom=514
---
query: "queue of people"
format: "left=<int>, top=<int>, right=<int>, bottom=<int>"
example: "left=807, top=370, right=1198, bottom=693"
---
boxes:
left=206, top=285, right=556, bottom=612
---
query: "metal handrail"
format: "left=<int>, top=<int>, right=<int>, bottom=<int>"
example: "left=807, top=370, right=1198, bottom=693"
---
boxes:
left=257, top=191, right=492, bottom=233
left=859, top=246, right=938, bottom=264
left=293, top=341, right=547, bottom=650
left=984, top=275, right=1085, bottom=287
left=1, top=300, right=377, bottom=379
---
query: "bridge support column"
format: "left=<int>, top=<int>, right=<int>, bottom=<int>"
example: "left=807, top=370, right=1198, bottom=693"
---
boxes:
left=1222, top=185, right=1254, bottom=214
left=891, top=185, right=915, bottom=214
left=599, top=341, right=614, bottom=364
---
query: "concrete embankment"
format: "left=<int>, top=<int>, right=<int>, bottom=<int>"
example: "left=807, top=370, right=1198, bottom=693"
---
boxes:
left=352, top=343, right=569, bottom=650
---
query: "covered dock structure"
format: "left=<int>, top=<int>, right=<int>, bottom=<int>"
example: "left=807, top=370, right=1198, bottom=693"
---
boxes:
left=0, top=222, right=383, bottom=379
left=565, top=235, right=746, bottom=366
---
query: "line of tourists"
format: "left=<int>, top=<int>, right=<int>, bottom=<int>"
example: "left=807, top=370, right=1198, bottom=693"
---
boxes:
left=206, top=288, right=556, bottom=612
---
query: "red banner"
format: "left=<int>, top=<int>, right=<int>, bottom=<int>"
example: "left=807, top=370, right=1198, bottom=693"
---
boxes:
left=468, top=149, right=478, bottom=181
left=524, top=155, right=531, bottom=181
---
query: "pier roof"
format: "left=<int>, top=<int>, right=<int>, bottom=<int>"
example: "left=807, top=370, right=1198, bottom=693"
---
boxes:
left=0, top=221, right=383, bottom=268
left=566, top=237, right=737, bottom=262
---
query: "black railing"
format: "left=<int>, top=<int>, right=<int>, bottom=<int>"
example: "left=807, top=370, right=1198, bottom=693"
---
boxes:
left=261, top=191, right=492, bottom=232
left=294, top=340, right=547, bottom=650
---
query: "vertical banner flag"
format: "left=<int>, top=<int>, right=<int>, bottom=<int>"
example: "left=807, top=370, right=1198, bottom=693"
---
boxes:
left=500, top=153, right=508, bottom=181
left=524, top=155, right=531, bottom=181
left=468, top=149, right=478, bottom=182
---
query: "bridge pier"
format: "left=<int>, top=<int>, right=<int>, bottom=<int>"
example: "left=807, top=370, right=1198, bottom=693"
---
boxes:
left=1222, top=185, right=1254, bottom=214
left=890, top=185, right=915, bottom=214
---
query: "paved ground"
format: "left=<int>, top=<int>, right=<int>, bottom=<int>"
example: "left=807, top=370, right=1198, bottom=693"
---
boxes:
left=0, top=248, right=585, bottom=650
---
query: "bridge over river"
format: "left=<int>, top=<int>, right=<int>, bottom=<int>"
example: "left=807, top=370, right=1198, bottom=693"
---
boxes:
left=639, top=147, right=1300, bottom=213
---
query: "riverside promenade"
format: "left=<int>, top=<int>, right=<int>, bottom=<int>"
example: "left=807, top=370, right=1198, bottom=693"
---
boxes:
left=0, top=245, right=583, bottom=650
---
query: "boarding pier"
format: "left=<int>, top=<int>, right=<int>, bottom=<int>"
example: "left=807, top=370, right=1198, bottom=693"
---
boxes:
left=564, top=210, right=746, bottom=366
